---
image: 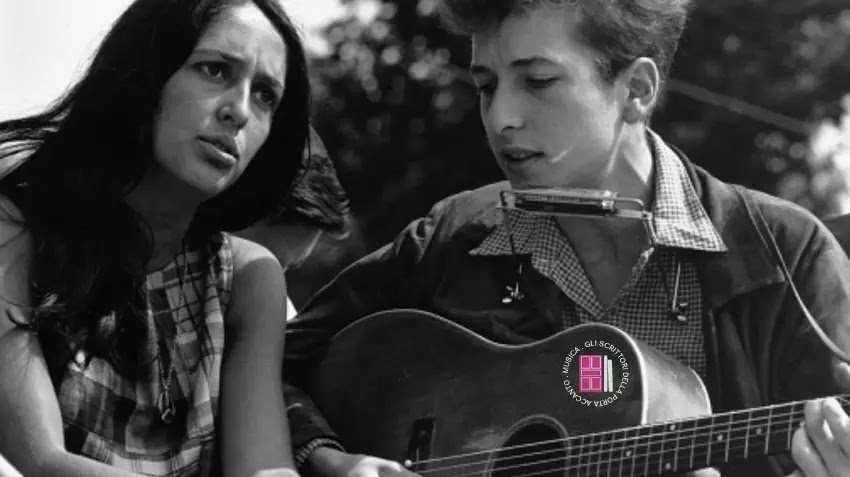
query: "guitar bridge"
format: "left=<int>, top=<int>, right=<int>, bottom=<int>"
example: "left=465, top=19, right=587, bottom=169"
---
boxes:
left=404, top=417, right=436, bottom=472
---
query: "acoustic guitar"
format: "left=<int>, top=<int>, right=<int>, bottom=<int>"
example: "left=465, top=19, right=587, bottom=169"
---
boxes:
left=308, top=309, right=840, bottom=477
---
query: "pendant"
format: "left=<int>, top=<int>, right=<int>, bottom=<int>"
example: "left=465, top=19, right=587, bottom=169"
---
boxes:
left=502, top=282, right=525, bottom=304
left=157, top=390, right=176, bottom=424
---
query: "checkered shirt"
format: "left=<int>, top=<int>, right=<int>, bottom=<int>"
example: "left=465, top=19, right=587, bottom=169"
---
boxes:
left=58, top=233, right=233, bottom=477
left=471, top=131, right=726, bottom=381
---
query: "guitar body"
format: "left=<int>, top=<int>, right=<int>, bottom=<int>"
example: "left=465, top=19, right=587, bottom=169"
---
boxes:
left=310, top=310, right=715, bottom=476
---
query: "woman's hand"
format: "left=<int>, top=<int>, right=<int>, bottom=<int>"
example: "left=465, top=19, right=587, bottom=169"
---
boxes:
left=250, top=469, right=300, bottom=477
left=307, top=447, right=419, bottom=477
left=788, top=398, right=850, bottom=477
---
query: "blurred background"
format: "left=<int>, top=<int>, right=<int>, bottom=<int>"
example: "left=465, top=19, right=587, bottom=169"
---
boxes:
left=3, top=0, right=850, bottom=307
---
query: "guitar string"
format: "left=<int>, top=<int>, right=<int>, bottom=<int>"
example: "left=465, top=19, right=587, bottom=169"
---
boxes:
left=415, top=424, right=816, bottom=477
left=408, top=404, right=806, bottom=468
left=417, top=424, right=799, bottom=477
left=403, top=396, right=850, bottom=472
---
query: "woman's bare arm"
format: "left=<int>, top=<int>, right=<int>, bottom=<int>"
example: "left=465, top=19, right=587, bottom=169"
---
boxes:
left=221, top=236, right=295, bottom=477
left=0, top=201, right=143, bottom=477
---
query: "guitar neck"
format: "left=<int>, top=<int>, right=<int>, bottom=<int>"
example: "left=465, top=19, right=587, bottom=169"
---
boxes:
left=569, top=396, right=850, bottom=475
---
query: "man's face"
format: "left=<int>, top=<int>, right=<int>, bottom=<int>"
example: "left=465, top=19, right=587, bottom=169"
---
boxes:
left=235, top=221, right=322, bottom=270
left=471, top=7, right=625, bottom=189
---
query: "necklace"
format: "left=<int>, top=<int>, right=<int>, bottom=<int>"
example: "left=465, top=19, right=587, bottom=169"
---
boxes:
left=153, top=242, right=190, bottom=424
left=156, top=354, right=177, bottom=423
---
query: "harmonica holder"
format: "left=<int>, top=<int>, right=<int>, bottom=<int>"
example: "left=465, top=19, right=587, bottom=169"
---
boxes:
left=494, top=187, right=657, bottom=307
left=498, top=188, right=658, bottom=245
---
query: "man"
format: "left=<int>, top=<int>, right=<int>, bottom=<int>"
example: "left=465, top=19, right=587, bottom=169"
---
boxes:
left=237, top=126, right=352, bottom=318
left=282, top=1, right=850, bottom=476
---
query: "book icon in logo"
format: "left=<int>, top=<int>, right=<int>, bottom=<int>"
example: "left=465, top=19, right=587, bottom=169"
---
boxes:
left=579, top=354, right=613, bottom=393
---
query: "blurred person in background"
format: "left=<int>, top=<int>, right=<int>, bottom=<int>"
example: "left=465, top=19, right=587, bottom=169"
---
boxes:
left=237, top=126, right=352, bottom=318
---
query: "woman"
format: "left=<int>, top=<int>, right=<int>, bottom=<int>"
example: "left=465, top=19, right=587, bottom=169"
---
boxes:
left=0, top=0, right=308, bottom=476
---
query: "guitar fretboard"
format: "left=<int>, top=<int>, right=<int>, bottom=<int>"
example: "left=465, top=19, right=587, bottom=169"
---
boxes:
left=565, top=396, right=849, bottom=475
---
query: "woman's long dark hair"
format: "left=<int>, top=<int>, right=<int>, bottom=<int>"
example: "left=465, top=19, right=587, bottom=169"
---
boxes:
left=0, top=0, right=311, bottom=382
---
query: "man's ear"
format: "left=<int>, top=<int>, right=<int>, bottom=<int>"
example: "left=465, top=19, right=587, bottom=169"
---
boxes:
left=620, top=57, right=660, bottom=124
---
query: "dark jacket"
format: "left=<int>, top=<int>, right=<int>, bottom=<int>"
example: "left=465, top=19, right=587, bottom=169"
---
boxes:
left=283, top=144, right=850, bottom=477
left=824, top=214, right=850, bottom=257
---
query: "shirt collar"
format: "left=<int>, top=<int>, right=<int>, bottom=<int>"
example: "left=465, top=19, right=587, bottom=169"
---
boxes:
left=471, top=129, right=727, bottom=256
left=649, top=130, right=726, bottom=251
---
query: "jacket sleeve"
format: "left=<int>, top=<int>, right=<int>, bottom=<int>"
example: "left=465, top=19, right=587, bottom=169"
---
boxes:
left=282, top=199, right=450, bottom=464
left=770, top=216, right=850, bottom=402
left=716, top=206, right=850, bottom=477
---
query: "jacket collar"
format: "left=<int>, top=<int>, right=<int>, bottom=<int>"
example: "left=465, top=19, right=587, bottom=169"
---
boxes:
left=671, top=141, right=785, bottom=309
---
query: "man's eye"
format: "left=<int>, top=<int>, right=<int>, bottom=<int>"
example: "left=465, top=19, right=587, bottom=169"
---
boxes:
left=526, top=77, right=558, bottom=90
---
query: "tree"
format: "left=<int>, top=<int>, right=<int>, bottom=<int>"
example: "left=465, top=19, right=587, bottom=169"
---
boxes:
left=803, top=94, right=850, bottom=213
left=287, top=0, right=850, bottom=304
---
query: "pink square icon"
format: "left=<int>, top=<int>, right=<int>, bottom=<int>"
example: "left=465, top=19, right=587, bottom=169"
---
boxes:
left=579, top=354, right=604, bottom=392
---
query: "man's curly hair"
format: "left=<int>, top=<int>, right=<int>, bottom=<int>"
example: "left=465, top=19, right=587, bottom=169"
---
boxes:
left=438, top=0, right=691, bottom=85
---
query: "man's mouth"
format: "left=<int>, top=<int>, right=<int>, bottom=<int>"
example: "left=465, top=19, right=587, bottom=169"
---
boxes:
left=501, top=148, right=544, bottom=163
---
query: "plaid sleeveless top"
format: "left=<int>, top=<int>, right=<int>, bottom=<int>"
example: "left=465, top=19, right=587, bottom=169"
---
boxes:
left=58, top=233, right=233, bottom=476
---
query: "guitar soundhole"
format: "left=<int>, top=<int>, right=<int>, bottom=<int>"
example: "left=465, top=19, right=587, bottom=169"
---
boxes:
left=492, top=423, right=567, bottom=477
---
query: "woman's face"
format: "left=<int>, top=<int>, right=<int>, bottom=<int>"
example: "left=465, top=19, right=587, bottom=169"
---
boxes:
left=471, top=7, right=626, bottom=189
left=149, top=2, right=287, bottom=199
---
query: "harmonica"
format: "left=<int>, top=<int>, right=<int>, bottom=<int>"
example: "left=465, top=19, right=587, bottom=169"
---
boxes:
left=502, top=187, right=620, bottom=216
left=498, top=187, right=658, bottom=242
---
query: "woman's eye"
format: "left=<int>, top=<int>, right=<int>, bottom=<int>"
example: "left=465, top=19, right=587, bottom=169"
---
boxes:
left=199, top=62, right=227, bottom=80
left=254, top=86, right=278, bottom=109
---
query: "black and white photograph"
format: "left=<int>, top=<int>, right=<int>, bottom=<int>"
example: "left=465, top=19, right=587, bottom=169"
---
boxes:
left=2, top=1, right=850, bottom=476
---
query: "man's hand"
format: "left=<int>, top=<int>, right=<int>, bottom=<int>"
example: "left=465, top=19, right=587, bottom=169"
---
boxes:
left=307, top=447, right=420, bottom=477
left=788, top=398, right=850, bottom=477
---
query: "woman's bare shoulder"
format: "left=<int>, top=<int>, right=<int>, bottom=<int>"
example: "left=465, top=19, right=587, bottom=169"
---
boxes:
left=0, top=195, right=32, bottom=334
left=0, top=195, right=28, bottom=248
